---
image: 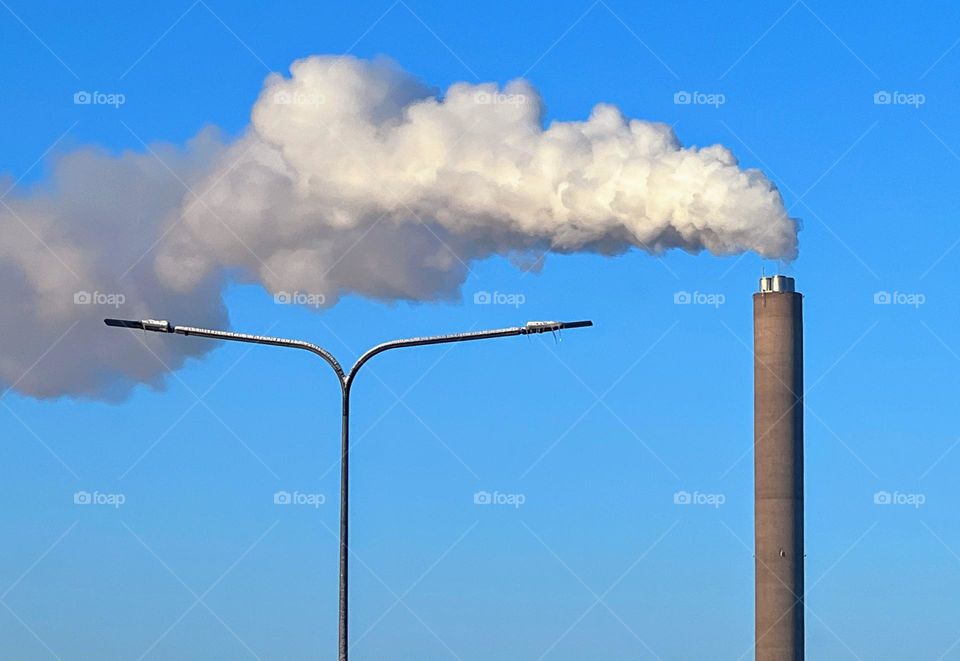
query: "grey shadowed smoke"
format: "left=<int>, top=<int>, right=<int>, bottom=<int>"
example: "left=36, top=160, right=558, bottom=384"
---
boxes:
left=0, top=56, right=798, bottom=400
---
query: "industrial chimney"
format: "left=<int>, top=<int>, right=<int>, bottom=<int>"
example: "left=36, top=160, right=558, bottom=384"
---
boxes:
left=754, top=275, right=804, bottom=660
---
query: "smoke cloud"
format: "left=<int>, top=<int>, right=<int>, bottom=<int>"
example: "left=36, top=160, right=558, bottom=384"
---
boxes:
left=0, top=55, right=797, bottom=400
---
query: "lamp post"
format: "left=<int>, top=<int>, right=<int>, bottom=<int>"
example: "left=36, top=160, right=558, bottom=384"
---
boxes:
left=105, top=316, right=592, bottom=660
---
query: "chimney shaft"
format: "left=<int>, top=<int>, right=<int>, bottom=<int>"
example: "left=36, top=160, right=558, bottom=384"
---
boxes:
left=753, top=275, right=804, bottom=660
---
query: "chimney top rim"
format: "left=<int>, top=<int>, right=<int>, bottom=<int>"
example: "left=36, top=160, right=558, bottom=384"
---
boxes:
left=759, top=275, right=796, bottom=293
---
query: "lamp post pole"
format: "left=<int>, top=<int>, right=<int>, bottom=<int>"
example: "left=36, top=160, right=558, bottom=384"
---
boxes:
left=105, top=317, right=592, bottom=660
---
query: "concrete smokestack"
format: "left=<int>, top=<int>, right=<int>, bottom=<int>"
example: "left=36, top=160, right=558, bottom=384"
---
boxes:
left=754, top=275, right=804, bottom=660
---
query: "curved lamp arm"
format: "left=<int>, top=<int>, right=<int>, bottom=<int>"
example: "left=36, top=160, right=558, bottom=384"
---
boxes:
left=104, top=318, right=346, bottom=382
left=344, top=320, right=592, bottom=389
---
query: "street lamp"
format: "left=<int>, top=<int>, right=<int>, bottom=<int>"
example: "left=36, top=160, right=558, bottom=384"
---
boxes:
left=105, top=316, right=592, bottom=660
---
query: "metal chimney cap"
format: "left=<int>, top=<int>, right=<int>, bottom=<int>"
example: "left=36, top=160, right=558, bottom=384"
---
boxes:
left=759, top=275, right=795, bottom=293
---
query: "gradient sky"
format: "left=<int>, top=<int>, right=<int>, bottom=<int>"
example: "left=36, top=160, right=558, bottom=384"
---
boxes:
left=2, top=1, right=960, bottom=659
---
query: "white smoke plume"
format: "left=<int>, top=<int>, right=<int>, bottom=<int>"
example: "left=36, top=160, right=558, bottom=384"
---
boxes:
left=0, top=55, right=797, bottom=400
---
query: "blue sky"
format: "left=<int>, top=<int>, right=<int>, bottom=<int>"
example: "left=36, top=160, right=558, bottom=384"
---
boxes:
left=2, top=0, right=960, bottom=659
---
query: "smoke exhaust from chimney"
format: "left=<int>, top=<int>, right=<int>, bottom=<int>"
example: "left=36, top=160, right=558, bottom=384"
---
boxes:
left=0, top=56, right=799, bottom=399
